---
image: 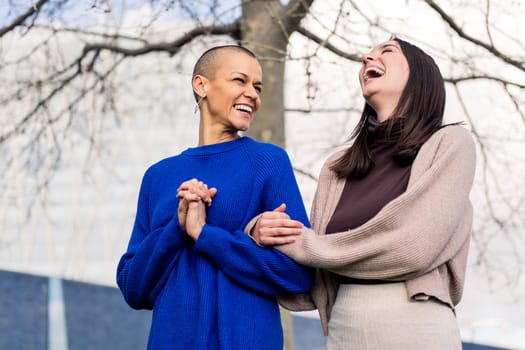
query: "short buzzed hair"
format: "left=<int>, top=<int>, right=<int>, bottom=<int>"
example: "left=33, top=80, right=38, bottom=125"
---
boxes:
left=192, top=45, right=258, bottom=102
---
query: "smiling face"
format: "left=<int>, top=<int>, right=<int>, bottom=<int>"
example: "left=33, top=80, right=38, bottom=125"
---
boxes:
left=358, top=40, right=410, bottom=121
left=194, top=48, right=262, bottom=134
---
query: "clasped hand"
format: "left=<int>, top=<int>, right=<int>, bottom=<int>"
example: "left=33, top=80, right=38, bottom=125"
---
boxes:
left=177, top=178, right=217, bottom=240
left=250, top=204, right=304, bottom=246
left=176, top=179, right=304, bottom=245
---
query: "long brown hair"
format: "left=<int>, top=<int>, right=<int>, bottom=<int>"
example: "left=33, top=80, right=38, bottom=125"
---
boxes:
left=331, top=38, right=447, bottom=179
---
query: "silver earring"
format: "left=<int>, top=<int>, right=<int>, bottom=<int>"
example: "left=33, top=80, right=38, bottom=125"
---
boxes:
left=194, top=95, right=205, bottom=114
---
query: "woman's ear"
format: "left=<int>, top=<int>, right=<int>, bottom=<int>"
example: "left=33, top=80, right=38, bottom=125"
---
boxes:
left=192, top=74, right=207, bottom=100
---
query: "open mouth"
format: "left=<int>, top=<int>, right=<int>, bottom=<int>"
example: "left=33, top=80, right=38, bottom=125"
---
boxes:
left=234, top=104, right=253, bottom=114
left=363, top=67, right=385, bottom=81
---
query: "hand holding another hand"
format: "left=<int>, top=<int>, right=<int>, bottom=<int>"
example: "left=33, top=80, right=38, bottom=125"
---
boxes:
left=251, top=204, right=304, bottom=246
left=177, top=178, right=217, bottom=207
left=176, top=178, right=217, bottom=240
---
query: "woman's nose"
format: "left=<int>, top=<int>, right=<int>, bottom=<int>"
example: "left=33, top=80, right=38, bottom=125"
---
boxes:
left=362, top=53, right=375, bottom=63
left=244, top=85, right=258, bottom=98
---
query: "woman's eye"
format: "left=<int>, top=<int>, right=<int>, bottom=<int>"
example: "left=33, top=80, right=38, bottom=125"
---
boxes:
left=234, top=77, right=245, bottom=83
left=254, top=86, right=262, bottom=94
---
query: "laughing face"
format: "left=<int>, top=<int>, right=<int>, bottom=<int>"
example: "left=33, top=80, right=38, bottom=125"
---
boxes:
left=199, top=50, right=263, bottom=133
left=359, top=40, right=410, bottom=120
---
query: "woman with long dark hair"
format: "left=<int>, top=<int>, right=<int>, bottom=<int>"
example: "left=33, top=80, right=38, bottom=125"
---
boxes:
left=239, top=37, right=476, bottom=349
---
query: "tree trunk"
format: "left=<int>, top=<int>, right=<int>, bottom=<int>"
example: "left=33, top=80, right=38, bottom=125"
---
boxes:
left=240, top=2, right=313, bottom=348
left=241, top=0, right=289, bottom=147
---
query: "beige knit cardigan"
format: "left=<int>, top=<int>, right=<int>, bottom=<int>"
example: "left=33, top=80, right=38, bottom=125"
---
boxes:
left=268, top=125, right=476, bottom=335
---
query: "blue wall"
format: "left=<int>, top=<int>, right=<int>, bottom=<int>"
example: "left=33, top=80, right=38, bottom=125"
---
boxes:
left=0, top=270, right=510, bottom=350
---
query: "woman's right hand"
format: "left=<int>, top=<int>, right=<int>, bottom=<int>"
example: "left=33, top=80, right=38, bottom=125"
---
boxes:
left=176, top=178, right=217, bottom=231
left=177, top=178, right=216, bottom=206
left=251, top=204, right=304, bottom=246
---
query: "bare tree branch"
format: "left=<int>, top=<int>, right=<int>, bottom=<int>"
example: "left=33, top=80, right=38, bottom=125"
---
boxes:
left=0, top=0, right=49, bottom=37
left=445, top=75, right=525, bottom=89
left=295, top=26, right=361, bottom=62
left=502, top=84, right=525, bottom=125
left=34, top=25, right=151, bottom=45
left=423, top=0, right=525, bottom=71
left=451, top=83, right=506, bottom=228
left=80, top=22, right=241, bottom=57
left=281, top=0, right=316, bottom=34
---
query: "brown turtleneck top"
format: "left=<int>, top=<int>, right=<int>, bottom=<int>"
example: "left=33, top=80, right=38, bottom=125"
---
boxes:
left=325, top=118, right=413, bottom=283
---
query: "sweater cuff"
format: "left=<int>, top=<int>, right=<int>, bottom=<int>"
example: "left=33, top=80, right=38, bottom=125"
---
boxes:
left=244, top=215, right=263, bottom=247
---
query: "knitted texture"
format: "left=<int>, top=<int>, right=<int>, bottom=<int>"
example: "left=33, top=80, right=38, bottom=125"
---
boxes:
left=117, top=136, right=313, bottom=350
left=276, top=125, right=476, bottom=335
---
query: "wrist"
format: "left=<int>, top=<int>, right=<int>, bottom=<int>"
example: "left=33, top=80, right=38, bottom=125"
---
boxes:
left=188, top=223, right=204, bottom=241
left=248, top=221, right=263, bottom=247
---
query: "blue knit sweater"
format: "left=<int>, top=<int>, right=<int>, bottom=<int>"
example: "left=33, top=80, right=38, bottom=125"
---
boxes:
left=117, top=137, right=313, bottom=350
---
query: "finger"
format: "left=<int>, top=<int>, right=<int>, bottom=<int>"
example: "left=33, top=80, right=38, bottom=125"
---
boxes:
left=273, top=203, right=286, bottom=212
left=277, top=219, right=303, bottom=229
left=177, top=178, right=204, bottom=194
left=178, top=199, right=188, bottom=211
left=209, top=187, right=218, bottom=198
left=260, top=211, right=291, bottom=221
left=202, top=187, right=218, bottom=207
left=177, top=187, right=210, bottom=203
left=182, top=192, right=203, bottom=202
left=260, top=226, right=303, bottom=237
left=177, top=190, right=188, bottom=199
left=259, top=235, right=297, bottom=246
left=193, top=186, right=216, bottom=206
left=178, top=187, right=206, bottom=199
left=178, top=199, right=189, bottom=227
left=183, top=182, right=212, bottom=201
left=177, top=178, right=199, bottom=191
left=198, top=182, right=212, bottom=203
left=259, top=217, right=303, bottom=231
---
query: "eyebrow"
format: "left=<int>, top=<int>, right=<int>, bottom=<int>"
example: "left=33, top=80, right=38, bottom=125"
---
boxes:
left=232, top=71, right=263, bottom=85
left=360, top=42, right=399, bottom=56
left=379, top=43, right=399, bottom=50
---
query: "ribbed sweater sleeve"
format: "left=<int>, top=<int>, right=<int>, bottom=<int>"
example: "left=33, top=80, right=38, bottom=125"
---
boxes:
left=278, top=125, right=476, bottom=282
left=194, top=146, right=313, bottom=296
left=196, top=225, right=313, bottom=295
left=116, top=168, right=187, bottom=309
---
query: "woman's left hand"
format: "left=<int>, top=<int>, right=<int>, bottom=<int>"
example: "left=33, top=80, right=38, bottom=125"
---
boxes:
left=176, top=178, right=217, bottom=239
left=251, top=204, right=304, bottom=246
left=184, top=200, right=207, bottom=240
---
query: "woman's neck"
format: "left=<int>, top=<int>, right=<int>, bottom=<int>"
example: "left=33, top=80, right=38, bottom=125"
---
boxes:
left=198, top=125, right=240, bottom=146
left=369, top=98, right=397, bottom=122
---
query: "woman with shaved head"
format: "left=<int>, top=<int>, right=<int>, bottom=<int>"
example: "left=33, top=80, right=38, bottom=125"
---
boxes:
left=117, top=45, right=313, bottom=350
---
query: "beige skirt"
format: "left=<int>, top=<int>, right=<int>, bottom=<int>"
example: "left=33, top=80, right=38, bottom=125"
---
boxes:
left=326, top=282, right=461, bottom=350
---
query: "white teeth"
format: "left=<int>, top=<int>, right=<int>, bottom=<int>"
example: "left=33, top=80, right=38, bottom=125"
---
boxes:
left=234, top=104, right=253, bottom=113
left=363, top=67, right=385, bottom=81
